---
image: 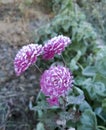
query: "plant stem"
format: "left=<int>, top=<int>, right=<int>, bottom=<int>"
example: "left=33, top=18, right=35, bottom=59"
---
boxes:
left=34, top=64, right=42, bottom=73
left=61, top=54, right=67, bottom=66
left=77, top=62, right=84, bottom=70
left=36, top=90, right=42, bottom=102
left=98, top=126, right=106, bottom=130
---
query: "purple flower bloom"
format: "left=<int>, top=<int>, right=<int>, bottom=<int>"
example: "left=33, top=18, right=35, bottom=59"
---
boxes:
left=14, top=44, right=43, bottom=76
left=40, top=66, right=73, bottom=106
left=47, top=97, right=59, bottom=106
left=43, top=35, right=71, bottom=60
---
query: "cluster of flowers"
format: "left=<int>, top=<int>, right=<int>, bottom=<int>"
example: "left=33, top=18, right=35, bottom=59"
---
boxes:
left=14, top=35, right=73, bottom=106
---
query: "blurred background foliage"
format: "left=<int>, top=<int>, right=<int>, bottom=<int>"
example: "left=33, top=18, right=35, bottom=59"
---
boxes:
left=77, top=0, right=106, bottom=41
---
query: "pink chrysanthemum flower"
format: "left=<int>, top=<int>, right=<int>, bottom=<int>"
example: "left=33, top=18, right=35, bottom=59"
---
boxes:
left=40, top=66, right=73, bottom=106
left=47, top=97, right=59, bottom=106
left=43, top=35, right=71, bottom=60
left=14, top=44, right=43, bottom=76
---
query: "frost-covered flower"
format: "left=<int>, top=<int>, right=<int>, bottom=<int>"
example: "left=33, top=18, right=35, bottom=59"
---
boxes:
left=40, top=66, right=73, bottom=105
left=43, top=35, right=71, bottom=60
left=14, top=44, right=43, bottom=76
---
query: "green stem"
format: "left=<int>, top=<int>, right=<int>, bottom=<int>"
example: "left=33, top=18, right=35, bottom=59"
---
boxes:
left=61, top=97, right=67, bottom=130
left=98, top=126, right=106, bottom=130
left=77, top=62, right=84, bottom=71
left=61, top=54, right=67, bottom=66
left=36, top=90, right=42, bottom=102
left=34, top=64, right=42, bottom=73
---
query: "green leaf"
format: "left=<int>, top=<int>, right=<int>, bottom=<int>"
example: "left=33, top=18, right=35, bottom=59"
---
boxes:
left=70, top=51, right=82, bottom=71
left=79, top=101, right=92, bottom=112
left=59, top=111, right=75, bottom=121
left=95, top=107, right=106, bottom=123
left=29, top=100, right=49, bottom=111
left=85, top=82, right=106, bottom=101
left=102, top=98, right=106, bottom=112
left=67, top=94, right=85, bottom=105
left=24, top=0, right=33, bottom=5
left=95, top=47, right=106, bottom=77
left=81, top=80, right=106, bottom=101
left=39, top=110, right=58, bottom=130
left=36, top=122, right=45, bottom=130
left=70, top=58, right=79, bottom=71
left=96, top=56, right=106, bottom=77
left=82, top=66, right=96, bottom=76
left=73, top=86, right=84, bottom=95
left=96, top=47, right=106, bottom=61
left=93, top=82, right=106, bottom=97
left=38, top=110, right=43, bottom=118
left=74, top=76, right=86, bottom=86
left=78, top=110, right=98, bottom=130
left=95, top=74, right=106, bottom=86
left=61, top=16, right=71, bottom=31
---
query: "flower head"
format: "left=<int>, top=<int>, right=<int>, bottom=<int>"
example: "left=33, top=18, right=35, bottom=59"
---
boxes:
left=14, top=44, right=43, bottom=76
left=47, top=97, right=59, bottom=106
left=43, top=35, right=71, bottom=60
left=40, top=65, right=73, bottom=105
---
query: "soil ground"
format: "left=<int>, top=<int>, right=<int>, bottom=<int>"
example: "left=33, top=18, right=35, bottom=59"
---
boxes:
left=0, top=1, right=53, bottom=129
